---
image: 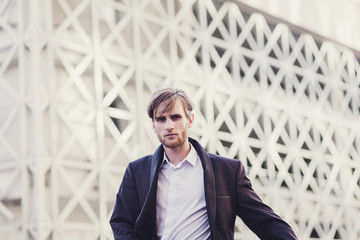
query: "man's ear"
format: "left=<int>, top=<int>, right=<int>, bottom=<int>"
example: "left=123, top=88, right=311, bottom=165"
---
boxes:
left=188, top=113, right=194, bottom=128
left=152, top=120, right=156, bottom=132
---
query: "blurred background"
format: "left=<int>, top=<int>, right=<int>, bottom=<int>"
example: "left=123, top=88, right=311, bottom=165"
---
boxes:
left=0, top=0, right=359, bottom=239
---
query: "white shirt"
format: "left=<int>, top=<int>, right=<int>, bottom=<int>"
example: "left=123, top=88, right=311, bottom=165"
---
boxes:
left=156, top=144, right=211, bottom=240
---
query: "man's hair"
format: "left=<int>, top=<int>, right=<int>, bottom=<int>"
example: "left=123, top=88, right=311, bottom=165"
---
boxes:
left=147, top=88, right=194, bottom=120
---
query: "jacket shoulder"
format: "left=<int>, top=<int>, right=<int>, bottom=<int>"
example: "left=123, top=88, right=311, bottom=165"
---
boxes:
left=208, top=153, right=242, bottom=166
left=128, top=154, right=153, bottom=170
left=131, top=154, right=153, bottom=164
left=208, top=153, right=247, bottom=176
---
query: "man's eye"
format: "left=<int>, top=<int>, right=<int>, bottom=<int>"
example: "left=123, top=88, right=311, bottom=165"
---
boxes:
left=156, top=117, right=166, bottom=122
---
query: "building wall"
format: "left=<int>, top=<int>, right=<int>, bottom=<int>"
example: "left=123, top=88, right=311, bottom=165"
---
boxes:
left=0, top=0, right=359, bottom=239
left=233, top=0, right=360, bottom=52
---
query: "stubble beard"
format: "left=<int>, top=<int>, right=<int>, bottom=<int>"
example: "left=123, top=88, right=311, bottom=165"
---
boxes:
left=158, top=132, right=187, bottom=149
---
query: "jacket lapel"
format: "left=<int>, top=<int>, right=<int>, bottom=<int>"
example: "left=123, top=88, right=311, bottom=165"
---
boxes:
left=189, top=138, right=216, bottom=239
left=135, top=145, right=164, bottom=239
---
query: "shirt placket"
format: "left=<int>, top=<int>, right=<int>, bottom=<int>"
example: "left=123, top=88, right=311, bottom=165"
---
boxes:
left=162, top=166, right=177, bottom=239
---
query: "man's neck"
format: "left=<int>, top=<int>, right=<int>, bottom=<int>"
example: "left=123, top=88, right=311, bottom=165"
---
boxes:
left=164, top=141, right=191, bottom=166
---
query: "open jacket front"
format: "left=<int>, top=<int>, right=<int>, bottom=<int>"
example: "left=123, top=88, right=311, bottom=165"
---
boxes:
left=110, top=138, right=297, bottom=240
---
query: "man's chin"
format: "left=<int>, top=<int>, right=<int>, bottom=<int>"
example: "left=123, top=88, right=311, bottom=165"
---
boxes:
left=163, top=142, right=180, bottom=148
left=162, top=139, right=183, bottom=149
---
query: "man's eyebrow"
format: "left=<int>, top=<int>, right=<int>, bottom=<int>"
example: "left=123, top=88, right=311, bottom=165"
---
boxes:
left=154, top=113, right=167, bottom=119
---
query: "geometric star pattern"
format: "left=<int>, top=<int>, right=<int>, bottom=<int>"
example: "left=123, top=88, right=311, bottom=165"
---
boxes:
left=0, top=0, right=359, bottom=239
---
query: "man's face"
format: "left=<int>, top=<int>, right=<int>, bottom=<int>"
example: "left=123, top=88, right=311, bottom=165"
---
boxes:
left=152, top=99, right=193, bottom=149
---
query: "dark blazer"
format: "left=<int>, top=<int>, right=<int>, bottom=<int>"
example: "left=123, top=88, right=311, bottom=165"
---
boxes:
left=110, top=138, right=297, bottom=240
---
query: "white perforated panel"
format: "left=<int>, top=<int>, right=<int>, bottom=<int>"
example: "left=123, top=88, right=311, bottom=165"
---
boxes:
left=0, top=0, right=359, bottom=239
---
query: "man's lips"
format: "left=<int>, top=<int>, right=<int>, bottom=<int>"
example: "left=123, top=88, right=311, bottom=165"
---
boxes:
left=165, top=133, right=177, bottom=137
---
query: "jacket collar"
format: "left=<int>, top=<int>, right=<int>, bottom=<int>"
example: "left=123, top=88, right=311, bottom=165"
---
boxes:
left=135, top=145, right=164, bottom=239
left=189, top=137, right=216, bottom=239
left=150, top=144, right=164, bottom=186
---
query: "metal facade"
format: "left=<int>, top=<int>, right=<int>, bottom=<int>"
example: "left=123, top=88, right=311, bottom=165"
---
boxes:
left=0, top=0, right=359, bottom=239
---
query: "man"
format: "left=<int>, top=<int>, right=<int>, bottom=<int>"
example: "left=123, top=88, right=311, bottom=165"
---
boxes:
left=110, top=88, right=297, bottom=240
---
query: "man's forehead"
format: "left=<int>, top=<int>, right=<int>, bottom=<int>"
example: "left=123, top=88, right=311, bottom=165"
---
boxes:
left=154, top=99, right=183, bottom=116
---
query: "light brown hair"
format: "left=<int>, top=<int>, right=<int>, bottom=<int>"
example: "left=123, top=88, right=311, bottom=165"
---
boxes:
left=147, top=88, right=194, bottom=120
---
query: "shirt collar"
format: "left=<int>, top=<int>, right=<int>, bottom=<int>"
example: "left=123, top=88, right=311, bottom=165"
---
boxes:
left=160, top=143, right=198, bottom=168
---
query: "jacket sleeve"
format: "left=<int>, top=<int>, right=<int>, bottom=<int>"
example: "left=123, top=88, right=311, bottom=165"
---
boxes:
left=110, top=164, right=140, bottom=240
left=235, top=163, right=298, bottom=240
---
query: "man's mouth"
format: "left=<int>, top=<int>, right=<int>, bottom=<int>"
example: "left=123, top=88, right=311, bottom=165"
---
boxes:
left=165, top=133, right=177, bottom=137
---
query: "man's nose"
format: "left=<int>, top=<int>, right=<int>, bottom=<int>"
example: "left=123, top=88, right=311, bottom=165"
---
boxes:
left=165, top=119, right=174, bottom=130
